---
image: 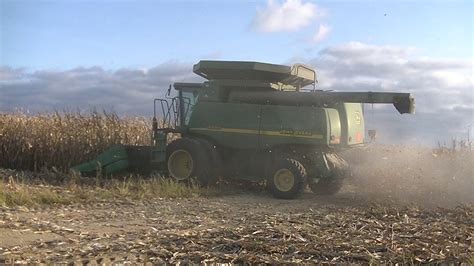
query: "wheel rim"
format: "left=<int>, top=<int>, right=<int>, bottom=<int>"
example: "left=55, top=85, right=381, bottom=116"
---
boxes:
left=273, top=168, right=295, bottom=192
left=168, top=149, right=193, bottom=180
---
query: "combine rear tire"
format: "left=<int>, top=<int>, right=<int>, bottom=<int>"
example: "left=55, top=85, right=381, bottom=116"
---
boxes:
left=195, top=139, right=222, bottom=186
left=309, top=154, right=348, bottom=195
left=166, top=138, right=210, bottom=184
left=267, top=158, right=306, bottom=199
left=309, top=176, right=343, bottom=195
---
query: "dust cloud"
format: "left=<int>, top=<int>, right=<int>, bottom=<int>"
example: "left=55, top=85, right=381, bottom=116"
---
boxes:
left=341, top=144, right=474, bottom=207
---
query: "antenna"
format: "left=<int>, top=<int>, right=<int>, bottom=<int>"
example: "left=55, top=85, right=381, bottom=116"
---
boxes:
left=467, top=124, right=471, bottom=142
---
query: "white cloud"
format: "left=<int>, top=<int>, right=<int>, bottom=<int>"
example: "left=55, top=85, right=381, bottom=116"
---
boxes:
left=431, top=70, right=472, bottom=87
left=202, top=50, right=222, bottom=60
left=302, top=42, right=474, bottom=144
left=252, top=0, right=325, bottom=32
left=1, top=43, right=473, bottom=145
left=312, top=24, right=331, bottom=43
left=320, top=42, right=415, bottom=64
left=0, top=61, right=201, bottom=115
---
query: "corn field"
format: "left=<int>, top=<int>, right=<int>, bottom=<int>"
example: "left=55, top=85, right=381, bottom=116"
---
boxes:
left=0, top=111, right=151, bottom=171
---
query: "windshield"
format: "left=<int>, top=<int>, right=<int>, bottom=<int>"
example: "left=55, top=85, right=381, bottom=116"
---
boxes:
left=180, top=89, right=199, bottom=126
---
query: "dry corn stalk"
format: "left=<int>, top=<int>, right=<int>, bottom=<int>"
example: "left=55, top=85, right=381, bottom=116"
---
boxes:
left=0, top=111, right=151, bottom=171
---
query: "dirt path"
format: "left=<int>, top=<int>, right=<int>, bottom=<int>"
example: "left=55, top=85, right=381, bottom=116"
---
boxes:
left=1, top=189, right=472, bottom=264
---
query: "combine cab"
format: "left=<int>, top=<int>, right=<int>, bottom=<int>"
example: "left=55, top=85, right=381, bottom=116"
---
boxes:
left=73, top=60, right=415, bottom=199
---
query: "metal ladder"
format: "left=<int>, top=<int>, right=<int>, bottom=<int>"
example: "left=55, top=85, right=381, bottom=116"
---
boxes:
left=153, top=96, right=193, bottom=130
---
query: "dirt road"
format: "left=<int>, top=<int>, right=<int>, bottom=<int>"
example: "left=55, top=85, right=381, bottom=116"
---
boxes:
left=1, top=188, right=472, bottom=264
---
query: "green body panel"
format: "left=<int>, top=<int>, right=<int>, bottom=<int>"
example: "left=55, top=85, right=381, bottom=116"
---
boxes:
left=188, top=102, right=260, bottom=149
left=71, top=144, right=129, bottom=176
left=71, top=143, right=168, bottom=176
left=151, top=131, right=167, bottom=163
left=193, top=60, right=316, bottom=88
left=258, top=105, right=328, bottom=148
left=227, top=90, right=414, bottom=114
left=341, top=103, right=365, bottom=145
left=326, top=108, right=342, bottom=145
left=103, top=160, right=129, bottom=175
left=187, top=101, right=347, bottom=150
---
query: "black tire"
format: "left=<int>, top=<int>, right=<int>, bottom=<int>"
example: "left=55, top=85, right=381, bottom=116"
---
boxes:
left=309, top=176, right=343, bottom=195
left=166, top=138, right=210, bottom=184
left=267, top=158, right=306, bottom=199
left=195, top=139, right=222, bottom=186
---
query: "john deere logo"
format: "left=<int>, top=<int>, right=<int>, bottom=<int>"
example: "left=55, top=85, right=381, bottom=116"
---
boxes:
left=355, top=111, right=361, bottom=125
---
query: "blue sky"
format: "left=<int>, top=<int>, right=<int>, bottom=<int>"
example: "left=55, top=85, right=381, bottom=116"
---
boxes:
left=1, top=0, right=473, bottom=145
left=2, top=0, right=472, bottom=69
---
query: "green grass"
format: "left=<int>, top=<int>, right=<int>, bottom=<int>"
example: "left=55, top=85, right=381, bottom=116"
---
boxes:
left=0, top=182, right=73, bottom=206
left=0, top=173, right=214, bottom=207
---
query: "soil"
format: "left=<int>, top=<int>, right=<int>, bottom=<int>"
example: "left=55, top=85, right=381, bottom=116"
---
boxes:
left=1, top=188, right=472, bottom=264
left=1, top=145, right=473, bottom=264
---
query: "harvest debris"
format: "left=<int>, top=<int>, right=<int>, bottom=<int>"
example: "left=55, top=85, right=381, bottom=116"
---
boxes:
left=1, top=144, right=473, bottom=263
left=1, top=193, right=472, bottom=264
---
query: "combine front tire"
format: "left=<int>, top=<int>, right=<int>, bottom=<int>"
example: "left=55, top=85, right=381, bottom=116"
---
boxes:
left=267, top=158, right=306, bottom=199
left=166, top=138, right=209, bottom=183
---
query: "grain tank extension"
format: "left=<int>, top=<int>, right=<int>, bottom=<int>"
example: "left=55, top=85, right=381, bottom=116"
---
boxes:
left=72, top=60, right=415, bottom=199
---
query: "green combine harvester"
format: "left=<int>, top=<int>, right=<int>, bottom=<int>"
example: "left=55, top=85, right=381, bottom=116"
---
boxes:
left=72, top=60, right=415, bottom=199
